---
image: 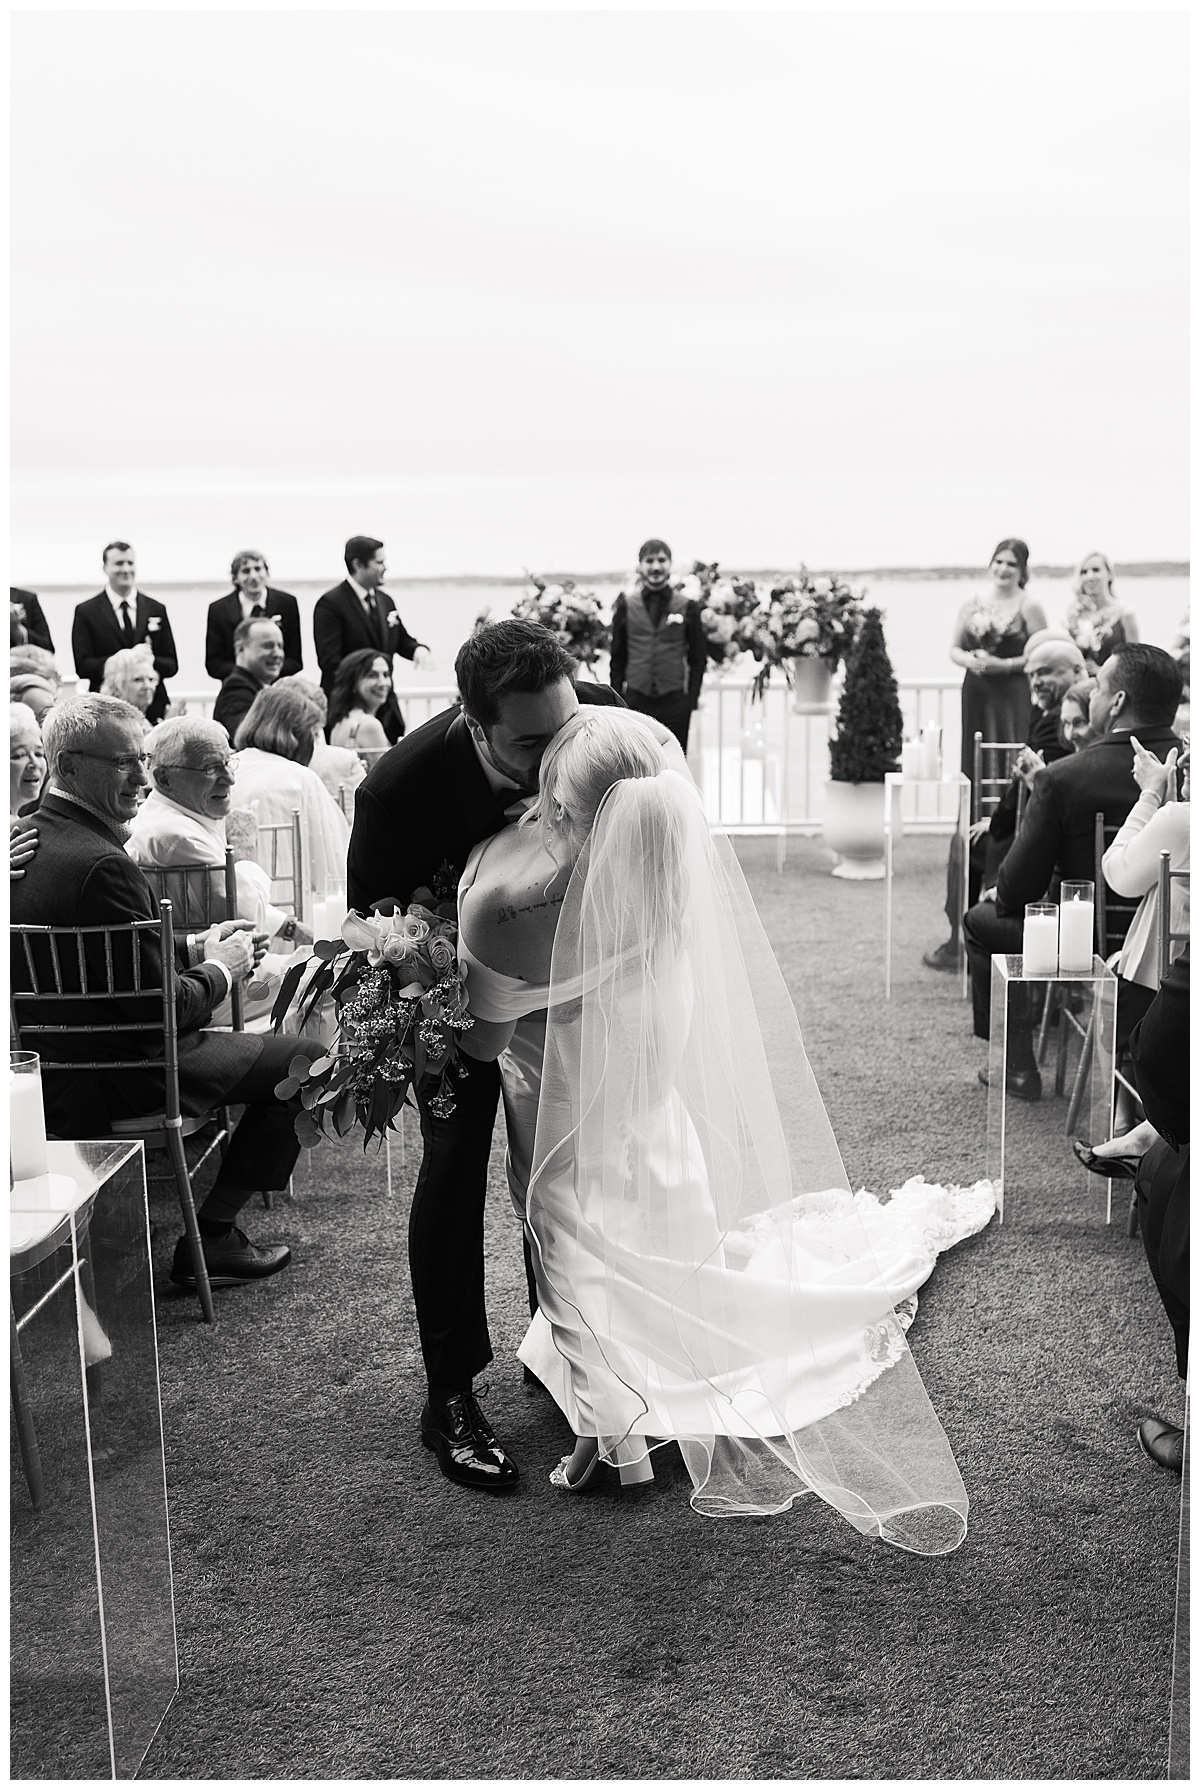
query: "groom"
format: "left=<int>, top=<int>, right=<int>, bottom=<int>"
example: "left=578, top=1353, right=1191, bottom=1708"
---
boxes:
left=347, top=620, right=623, bottom=1492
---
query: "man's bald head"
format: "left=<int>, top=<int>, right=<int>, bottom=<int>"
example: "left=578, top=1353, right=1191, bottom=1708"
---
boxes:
left=1026, top=637, right=1086, bottom=713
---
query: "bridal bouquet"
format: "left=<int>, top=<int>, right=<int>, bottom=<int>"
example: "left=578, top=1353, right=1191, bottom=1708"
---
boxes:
left=270, top=892, right=474, bottom=1148
left=739, top=571, right=865, bottom=698
left=512, top=575, right=611, bottom=672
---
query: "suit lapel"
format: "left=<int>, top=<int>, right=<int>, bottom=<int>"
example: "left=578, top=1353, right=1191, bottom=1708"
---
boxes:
left=134, top=591, right=150, bottom=645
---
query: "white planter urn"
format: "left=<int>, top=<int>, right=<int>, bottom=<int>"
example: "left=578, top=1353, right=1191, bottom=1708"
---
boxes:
left=789, top=658, right=834, bottom=714
left=823, top=779, right=886, bottom=879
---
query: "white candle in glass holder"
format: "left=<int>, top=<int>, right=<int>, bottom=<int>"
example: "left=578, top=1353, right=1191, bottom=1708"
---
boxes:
left=901, top=741, right=922, bottom=779
left=919, top=722, right=942, bottom=781
left=1023, top=904, right=1059, bottom=976
left=1058, top=883, right=1095, bottom=975
left=10, top=1062, right=48, bottom=1182
left=323, top=888, right=348, bottom=936
left=311, top=898, right=328, bottom=940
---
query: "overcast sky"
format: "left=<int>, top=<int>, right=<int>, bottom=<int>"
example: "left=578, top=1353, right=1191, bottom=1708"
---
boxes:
left=11, top=8, right=1189, bottom=582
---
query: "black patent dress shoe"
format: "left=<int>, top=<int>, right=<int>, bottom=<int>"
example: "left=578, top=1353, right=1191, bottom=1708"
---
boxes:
left=421, top=1392, right=520, bottom=1492
left=1138, top=1417, right=1185, bottom=1475
left=169, top=1227, right=291, bottom=1289
left=977, top=1065, right=1042, bottom=1102
left=1072, top=1139, right=1141, bottom=1180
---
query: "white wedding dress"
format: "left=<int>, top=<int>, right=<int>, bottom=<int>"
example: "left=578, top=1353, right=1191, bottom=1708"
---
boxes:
left=458, top=771, right=994, bottom=1554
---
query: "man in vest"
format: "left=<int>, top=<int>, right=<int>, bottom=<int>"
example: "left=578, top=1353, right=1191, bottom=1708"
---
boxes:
left=608, top=538, right=707, bottom=751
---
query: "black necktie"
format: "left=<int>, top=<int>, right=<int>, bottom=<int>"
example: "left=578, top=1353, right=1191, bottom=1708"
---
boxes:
left=119, top=599, right=134, bottom=645
left=250, top=603, right=265, bottom=618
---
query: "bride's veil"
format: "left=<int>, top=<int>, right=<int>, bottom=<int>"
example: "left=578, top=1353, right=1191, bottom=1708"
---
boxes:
left=527, top=763, right=968, bottom=1553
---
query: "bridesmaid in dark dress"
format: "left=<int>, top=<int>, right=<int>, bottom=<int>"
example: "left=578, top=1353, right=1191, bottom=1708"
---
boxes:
left=1065, top=550, right=1140, bottom=673
left=950, top=538, right=1048, bottom=780
left=922, top=539, right=1048, bottom=972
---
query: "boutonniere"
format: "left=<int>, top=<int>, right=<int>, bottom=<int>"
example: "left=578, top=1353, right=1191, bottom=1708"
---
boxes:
left=667, top=613, right=684, bottom=626
left=386, top=612, right=399, bottom=629
left=147, top=616, right=161, bottom=632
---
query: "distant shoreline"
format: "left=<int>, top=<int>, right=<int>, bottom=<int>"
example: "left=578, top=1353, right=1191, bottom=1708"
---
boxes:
left=27, top=561, right=1190, bottom=592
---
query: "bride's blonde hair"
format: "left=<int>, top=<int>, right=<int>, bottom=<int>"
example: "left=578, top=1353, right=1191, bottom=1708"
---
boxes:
left=529, top=709, right=669, bottom=858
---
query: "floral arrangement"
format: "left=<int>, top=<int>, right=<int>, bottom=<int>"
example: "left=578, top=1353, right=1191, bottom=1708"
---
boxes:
left=731, top=570, right=865, bottom=699
left=270, top=891, right=474, bottom=1148
left=511, top=575, right=611, bottom=672
left=695, top=565, right=764, bottom=666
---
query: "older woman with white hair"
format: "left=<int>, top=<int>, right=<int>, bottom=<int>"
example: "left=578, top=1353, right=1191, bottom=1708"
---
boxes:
left=231, top=680, right=351, bottom=910
left=101, top=645, right=160, bottom=727
left=1066, top=552, right=1140, bottom=673
left=10, top=700, right=47, bottom=818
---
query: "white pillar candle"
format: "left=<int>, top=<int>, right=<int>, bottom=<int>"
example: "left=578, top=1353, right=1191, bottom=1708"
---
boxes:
left=901, top=741, right=922, bottom=779
left=1058, top=900, right=1095, bottom=975
left=10, top=1069, right=48, bottom=1183
left=1022, top=911, right=1059, bottom=976
left=323, top=890, right=348, bottom=935
left=919, top=722, right=942, bottom=782
left=311, top=898, right=328, bottom=939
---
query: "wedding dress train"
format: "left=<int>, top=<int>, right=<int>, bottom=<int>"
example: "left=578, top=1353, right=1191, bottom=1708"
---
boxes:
left=458, top=776, right=993, bottom=1553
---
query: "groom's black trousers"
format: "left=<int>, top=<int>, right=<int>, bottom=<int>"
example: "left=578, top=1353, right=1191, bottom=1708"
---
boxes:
left=409, top=1056, right=503, bottom=1392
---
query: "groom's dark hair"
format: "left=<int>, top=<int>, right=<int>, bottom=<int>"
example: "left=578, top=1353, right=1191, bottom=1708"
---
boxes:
left=456, top=620, right=577, bottom=729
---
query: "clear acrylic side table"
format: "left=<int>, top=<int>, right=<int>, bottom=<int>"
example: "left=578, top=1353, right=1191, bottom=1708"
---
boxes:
left=986, top=955, right=1118, bottom=1222
left=10, top=1140, right=178, bottom=1779
left=884, top=772, right=971, bottom=998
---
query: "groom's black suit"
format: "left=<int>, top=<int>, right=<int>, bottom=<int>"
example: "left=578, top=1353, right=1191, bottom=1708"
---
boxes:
left=347, top=685, right=623, bottom=1392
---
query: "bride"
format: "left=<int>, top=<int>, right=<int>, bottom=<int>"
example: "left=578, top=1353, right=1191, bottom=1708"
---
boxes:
left=457, top=709, right=993, bottom=1554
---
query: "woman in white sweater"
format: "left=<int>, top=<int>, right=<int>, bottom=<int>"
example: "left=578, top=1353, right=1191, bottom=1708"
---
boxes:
left=1102, top=735, right=1189, bottom=997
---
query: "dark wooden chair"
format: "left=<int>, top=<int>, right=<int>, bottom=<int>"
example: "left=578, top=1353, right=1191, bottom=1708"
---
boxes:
left=11, top=902, right=222, bottom=1324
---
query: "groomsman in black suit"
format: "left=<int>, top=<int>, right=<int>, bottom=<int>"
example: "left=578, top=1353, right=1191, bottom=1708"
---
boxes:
left=313, top=536, right=430, bottom=745
left=71, top=542, right=178, bottom=725
left=205, top=550, right=303, bottom=682
left=347, top=620, right=623, bottom=1493
left=10, top=587, right=55, bottom=653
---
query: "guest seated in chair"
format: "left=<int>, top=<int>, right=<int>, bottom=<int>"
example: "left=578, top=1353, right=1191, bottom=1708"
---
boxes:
left=1100, top=736, right=1189, bottom=1072
left=10, top=701, right=47, bottom=818
left=212, top=616, right=285, bottom=744
left=100, top=644, right=161, bottom=731
left=1059, top=678, right=1098, bottom=752
left=327, top=649, right=394, bottom=754
left=1075, top=951, right=1189, bottom=1473
left=11, top=673, right=59, bottom=728
left=964, top=644, right=1184, bottom=1102
left=9, top=694, right=325, bottom=1291
left=278, top=675, right=365, bottom=805
left=128, top=715, right=315, bottom=1025
left=231, top=680, right=351, bottom=903
left=923, top=635, right=1084, bottom=972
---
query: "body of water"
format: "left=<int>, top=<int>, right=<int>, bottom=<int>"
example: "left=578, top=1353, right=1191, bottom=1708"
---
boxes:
left=22, top=570, right=1190, bottom=700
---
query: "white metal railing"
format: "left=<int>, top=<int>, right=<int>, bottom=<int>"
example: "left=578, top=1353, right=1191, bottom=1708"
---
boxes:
left=176, top=674, right=965, bottom=837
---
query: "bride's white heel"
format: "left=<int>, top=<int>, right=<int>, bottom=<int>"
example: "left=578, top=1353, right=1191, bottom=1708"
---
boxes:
left=617, top=1456, right=654, bottom=1487
left=549, top=1440, right=602, bottom=1492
